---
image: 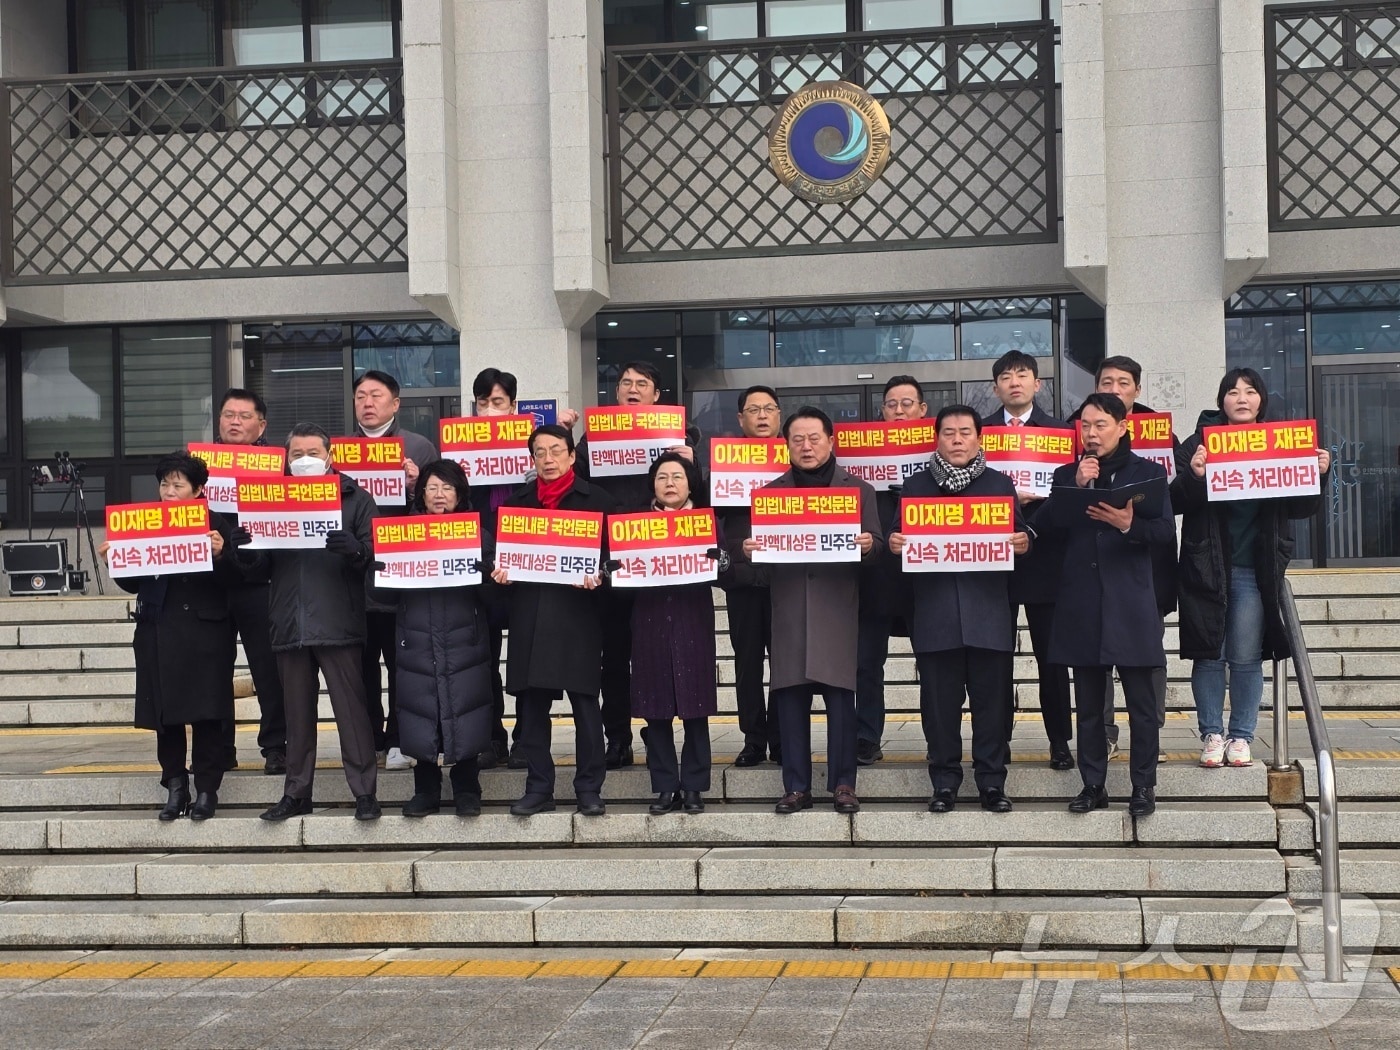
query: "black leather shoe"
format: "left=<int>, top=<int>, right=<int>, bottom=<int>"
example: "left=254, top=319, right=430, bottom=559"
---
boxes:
left=856, top=740, right=883, bottom=766
left=260, top=795, right=312, bottom=822
left=774, top=790, right=812, bottom=814
left=455, top=793, right=482, bottom=817
left=510, top=793, right=555, bottom=817
left=833, top=784, right=860, bottom=814
left=354, top=794, right=382, bottom=821
left=979, top=788, right=1013, bottom=814
left=189, top=791, right=218, bottom=821
left=735, top=742, right=766, bottom=767
left=158, top=777, right=190, bottom=822
left=506, top=743, right=528, bottom=770
left=402, top=793, right=440, bottom=818
left=1128, top=786, right=1156, bottom=817
left=604, top=741, right=634, bottom=770
left=263, top=751, right=287, bottom=776
left=649, top=792, right=681, bottom=815
left=682, top=791, right=704, bottom=814
left=224, top=754, right=239, bottom=772
left=1068, top=785, right=1110, bottom=813
left=576, top=795, right=606, bottom=817
left=1049, top=743, right=1075, bottom=771
left=928, top=789, right=956, bottom=813
left=476, top=745, right=499, bottom=771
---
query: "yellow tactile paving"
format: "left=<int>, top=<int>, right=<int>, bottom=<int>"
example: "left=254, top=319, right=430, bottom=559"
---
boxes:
left=864, top=961, right=952, bottom=979
left=1121, top=964, right=1211, bottom=980
left=292, top=961, right=386, bottom=978
left=533, top=959, right=622, bottom=979
left=0, top=961, right=79, bottom=980
left=54, top=962, right=157, bottom=979
left=1208, top=964, right=1298, bottom=982
left=948, top=962, right=1012, bottom=979
left=782, top=960, right=868, bottom=979
left=455, top=960, right=541, bottom=978
left=375, top=960, right=467, bottom=977
left=132, top=961, right=233, bottom=979
left=698, top=960, right=785, bottom=978
left=216, top=961, right=309, bottom=978
left=615, top=960, right=706, bottom=978
left=1386, top=966, right=1400, bottom=989
left=1034, top=962, right=1119, bottom=980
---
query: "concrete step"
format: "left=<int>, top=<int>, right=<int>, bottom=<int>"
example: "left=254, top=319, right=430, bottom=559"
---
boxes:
left=0, top=598, right=131, bottom=623
left=1339, top=849, right=1400, bottom=894
left=991, top=846, right=1285, bottom=894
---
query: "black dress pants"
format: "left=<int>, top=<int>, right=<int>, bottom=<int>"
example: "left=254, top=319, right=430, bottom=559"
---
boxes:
left=855, top=614, right=893, bottom=748
left=1104, top=623, right=1170, bottom=742
left=227, top=583, right=286, bottom=757
left=726, top=586, right=777, bottom=750
left=1073, top=665, right=1160, bottom=791
left=278, top=645, right=378, bottom=800
left=486, top=627, right=517, bottom=751
left=1019, top=602, right=1073, bottom=745
left=772, top=684, right=857, bottom=795
left=413, top=757, right=482, bottom=799
left=599, top=591, right=634, bottom=748
left=916, top=647, right=1013, bottom=794
left=362, top=610, right=399, bottom=751
left=156, top=720, right=226, bottom=795
left=514, top=689, right=607, bottom=799
left=644, top=717, right=711, bottom=794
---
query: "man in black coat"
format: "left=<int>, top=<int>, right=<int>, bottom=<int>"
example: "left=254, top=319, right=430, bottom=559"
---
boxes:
left=575, top=360, right=701, bottom=770
left=1034, top=394, right=1176, bottom=817
left=717, top=385, right=783, bottom=767
left=256, top=423, right=381, bottom=823
left=213, top=387, right=287, bottom=774
left=981, top=350, right=1074, bottom=769
left=352, top=370, right=441, bottom=770
left=888, top=405, right=1031, bottom=814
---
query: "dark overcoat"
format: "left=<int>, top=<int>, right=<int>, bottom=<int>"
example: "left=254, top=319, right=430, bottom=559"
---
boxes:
left=763, top=466, right=884, bottom=693
left=118, top=512, right=242, bottom=729
left=1170, top=410, right=1323, bottom=662
left=717, top=504, right=770, bottom=590
left=858, top=487, right=911, bottom=634
left=981, top=405, right=1069, bottom=606
left=901, top=466, right=1027, bottom=654
left=266, top=473, right=377, bottom=651
left=629, top=582, right=718, bottom=720
left=1034, top=452, right=1176, bottom=668
left=499, top=476, right=618, bottom=696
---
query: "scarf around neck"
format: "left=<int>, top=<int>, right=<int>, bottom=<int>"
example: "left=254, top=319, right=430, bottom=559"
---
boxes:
left=790, top=453, right=839, bottom=489
left=928, top=450, right=986, bottom=494
left=536, top=469, right=575, bottom=509
left=1090, top=433, right=1134, bottom=489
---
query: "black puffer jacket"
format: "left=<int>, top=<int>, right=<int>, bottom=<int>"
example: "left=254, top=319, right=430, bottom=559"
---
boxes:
left=1171, top=410, right=1324, bottom=662
left=266, top=473, right=377, bottom=651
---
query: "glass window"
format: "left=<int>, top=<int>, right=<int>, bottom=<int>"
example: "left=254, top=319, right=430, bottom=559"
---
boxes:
left=311, top=0, right=394, bottom=60
left=230, top=0, right=306, bottom=65
left=688, top=389, right=749, bottom=440
left=246, top=347, right=348, bottom=441
left=120, top=326, right=215, bottom=455
left=953, top=0, right=1042, bottom=23
left=145, top=0, right=217, bottom=68
left=352, top=322, right=461, bottom=390
left=960, top=299, right=1053, bottom=359
left=700, top=3, right=760, bottom=103
left=0, top=356, right=8, bottom=455
left=864, top=0, right=943, bottom=31
left=682, top=309, right=769, bottom=369
left=21, top=330, right=115, bottom=460
left=776, top=303, right=955, bottom=366
left=1225, top=311, right=1309, bottom=421
left=596, top=312, right=680, bottom=405
left=1312, top=308, right=1400, bottom=357
left=605, top=0, right=668, bottom=47
left=767, top=0, right=846, bottom=93
left=74, top=0, right=131, bottom=73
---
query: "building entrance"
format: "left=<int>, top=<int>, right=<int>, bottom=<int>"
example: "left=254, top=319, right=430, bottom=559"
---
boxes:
left=1316, top=362, right=1400, bottom=565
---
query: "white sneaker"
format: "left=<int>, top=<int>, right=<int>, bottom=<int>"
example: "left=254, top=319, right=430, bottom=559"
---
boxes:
left=385, top=747, right=413, bottom=770
left=1199, top=733, right=1226, bottom=768
left=1224, top=737, right=1253, bottom=767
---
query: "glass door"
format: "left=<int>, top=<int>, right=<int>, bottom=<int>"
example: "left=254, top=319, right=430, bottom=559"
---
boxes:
left=1316, top=362, right=1400, bottom=565
left=399, top=395, right=460, bottom=449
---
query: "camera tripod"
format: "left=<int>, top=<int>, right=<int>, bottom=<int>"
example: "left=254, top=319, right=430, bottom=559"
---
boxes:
left=30, top=453, right=104, bottom=595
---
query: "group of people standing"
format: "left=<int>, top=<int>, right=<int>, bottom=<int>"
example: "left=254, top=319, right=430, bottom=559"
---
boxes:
left=109, top=349, right=1330, bottom=823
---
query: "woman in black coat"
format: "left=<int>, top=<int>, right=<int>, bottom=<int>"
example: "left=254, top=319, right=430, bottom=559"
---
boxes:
left=491, top=424, right=618, bottom=817
left=371, top=460, right=494, bottom=817
left=1171, top=368, right=1332, bottom=770
left=627, top=453, right=720, bottom=815
left=101, top=451, right=247, bottom=822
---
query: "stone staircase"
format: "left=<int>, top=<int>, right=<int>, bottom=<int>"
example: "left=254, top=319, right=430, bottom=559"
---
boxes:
left=0, top=571, right=1396, bottom=954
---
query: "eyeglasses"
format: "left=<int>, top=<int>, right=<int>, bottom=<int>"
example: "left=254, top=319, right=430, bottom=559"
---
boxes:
left=883, top=398, right=920, bottom=411
left=220, top=410, right=259, bottom=422
left=532, top=445, right=571, bottom=461
left=742, top=404, right=780, bottom=416
left=618, top=378, right=655, bottom=390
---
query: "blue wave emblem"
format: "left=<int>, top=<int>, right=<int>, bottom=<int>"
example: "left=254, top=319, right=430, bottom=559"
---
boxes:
left=787, top=100, right=869, bottom=183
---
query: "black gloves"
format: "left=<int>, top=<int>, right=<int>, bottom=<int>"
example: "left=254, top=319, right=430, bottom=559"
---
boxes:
left=230, top=527, right=253, bottom=547
left=325, top=530, right=365, bottom=561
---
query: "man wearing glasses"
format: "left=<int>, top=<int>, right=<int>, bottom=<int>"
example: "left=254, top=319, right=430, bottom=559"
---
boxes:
left=855, top=375, right=927, bottom=766
left=720, top=386, right=783, bottom=767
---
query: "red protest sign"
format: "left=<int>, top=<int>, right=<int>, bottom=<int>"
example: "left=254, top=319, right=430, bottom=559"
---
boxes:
left=982, top=427, right=1075, bottom=497
left=372, top=512, right=483, bottom=588
left=750, top=488, right=863, bottom=563
left=330, top=437, right=405, bottom=506
left=105, top=499, right=212, bottom=578
left=440, top=415, right=535, bottom=486
left=709, top=437, right=790, bottom=506
left=236, top=478, right=343, bottom=549
left=1203, top=420, right=1321, bottom=502
left=899, top=496, right=1015, bottom=573
left=187, top=443, right=285, bottom=513
left=496, top=507, right=604, bottom=584
left=584, top=406, right=687, bottom=476
left=607, top=509, right=718, bottom=587
left=834, top=420, right=938, bottom=491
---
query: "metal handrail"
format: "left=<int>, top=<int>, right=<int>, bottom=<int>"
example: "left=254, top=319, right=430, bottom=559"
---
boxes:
left=1272, top=577, right=1343, bottom=982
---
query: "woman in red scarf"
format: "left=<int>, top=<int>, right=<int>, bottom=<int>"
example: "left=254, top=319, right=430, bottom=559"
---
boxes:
left=491, top=425, right=618, bottom=816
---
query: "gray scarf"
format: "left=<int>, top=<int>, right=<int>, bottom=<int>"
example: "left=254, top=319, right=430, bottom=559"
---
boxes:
left=927, top=450, right=986, bottom=494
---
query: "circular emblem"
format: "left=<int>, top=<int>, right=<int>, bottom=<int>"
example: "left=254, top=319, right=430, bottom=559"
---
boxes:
left=30, top=575, right=46, bottom=590
left=768, top=81, right=892, bottom=204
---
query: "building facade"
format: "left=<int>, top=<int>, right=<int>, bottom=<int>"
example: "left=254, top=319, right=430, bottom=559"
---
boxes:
left=0, top=0, right=1397, bottom=564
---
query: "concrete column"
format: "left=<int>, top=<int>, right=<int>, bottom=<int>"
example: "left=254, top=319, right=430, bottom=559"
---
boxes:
left=1220, top=0, right=1269, bottom=296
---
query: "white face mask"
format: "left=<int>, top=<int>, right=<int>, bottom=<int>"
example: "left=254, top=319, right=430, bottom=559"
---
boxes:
left=289, top=455, right=329, bottom=476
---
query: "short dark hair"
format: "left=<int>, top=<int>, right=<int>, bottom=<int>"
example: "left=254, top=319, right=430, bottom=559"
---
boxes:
left=156, top=450, right=209, bottom=490
left=618, top=360, right=662, bottom=388
left=286, top=422, right=331, bottom=451
left=1096, top=355, right=1142, bottom=387
left=1217, top=367, right=1269, bottom=420
left=935, top=404, right=982, bottom=434
left=413, top=458, right=472, bottom=513
left=883, top=375, right=925, bottom=401
left=218, top=387, right=267, bottom=418
left=528, top=423, right=576, bottom=455
left=991, top=350, right=1040, bottom=380
left=473, top=367, right=517, bottom=402
left=738, top=385, right=779, bottom=412
left=353, top=370, right=400, bottom=397
left=648, top=451, right=708, bottom=510
left=782, top=405, right=834, bottom=439
left=1078, top=392, right=1128, bottom=422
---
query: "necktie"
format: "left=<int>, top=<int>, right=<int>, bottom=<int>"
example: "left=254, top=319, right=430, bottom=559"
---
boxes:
left=1008, top=417, right=1024, bottom=427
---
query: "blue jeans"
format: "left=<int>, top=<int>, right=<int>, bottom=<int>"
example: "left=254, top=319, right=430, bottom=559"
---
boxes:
left=1191, top=565, right=1265, bottom=742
